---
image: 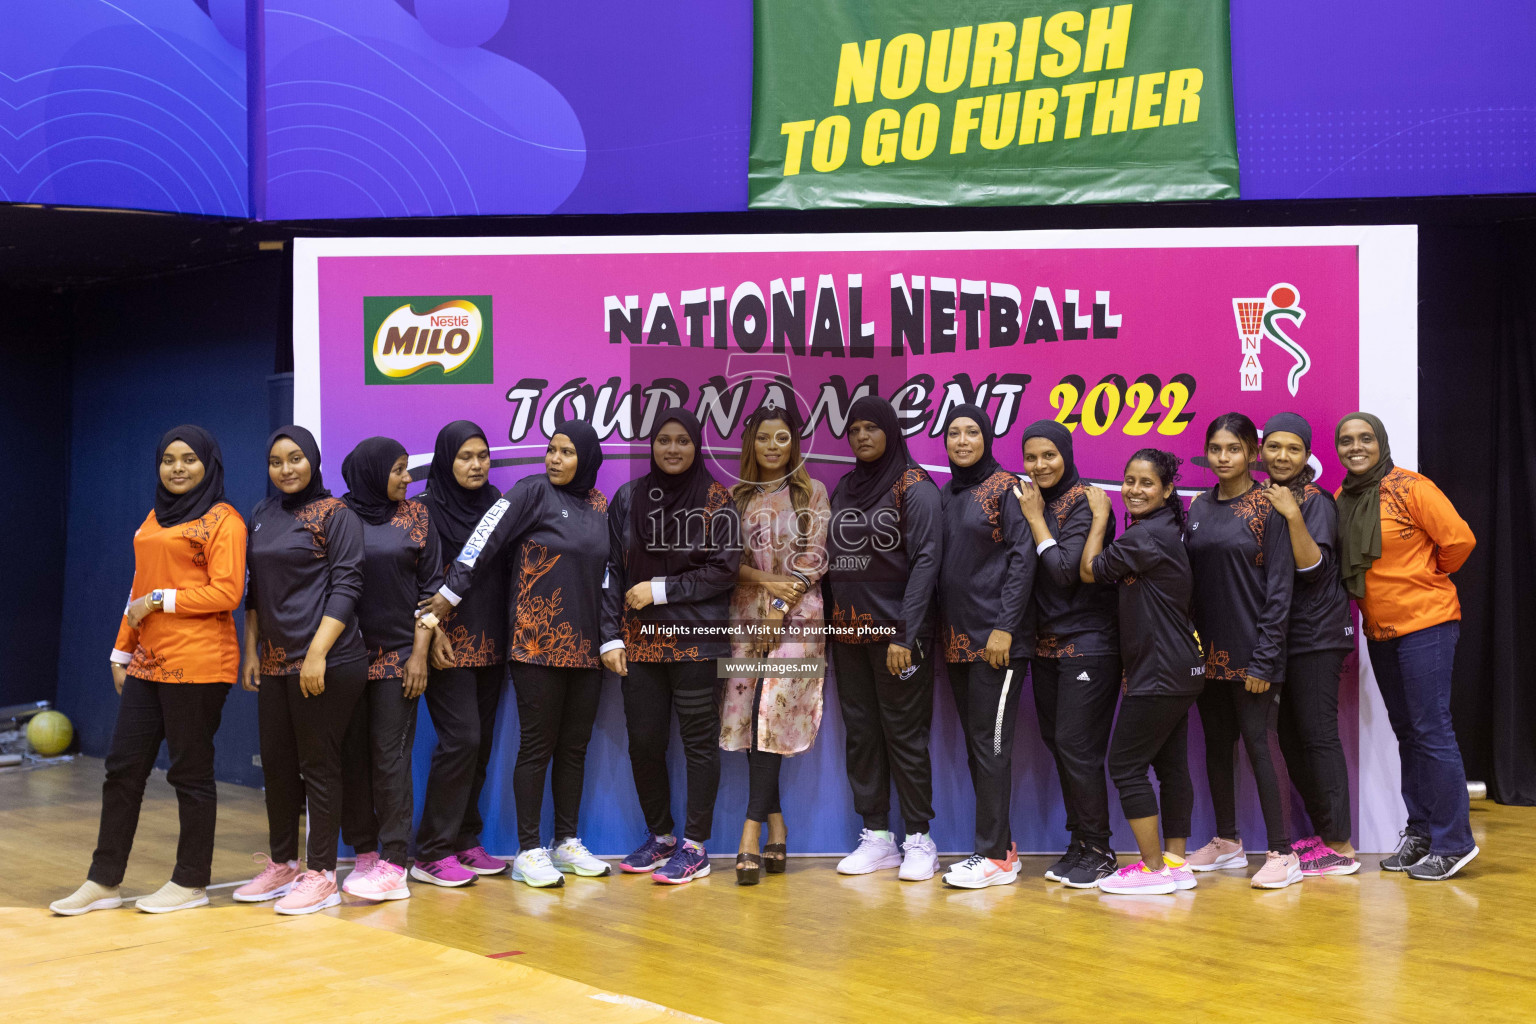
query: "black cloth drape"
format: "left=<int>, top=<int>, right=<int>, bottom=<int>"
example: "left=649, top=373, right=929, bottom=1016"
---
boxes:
left=1484, top=226, right=1536, bottom=803
left=1420, top=222, right=1536, bottom=804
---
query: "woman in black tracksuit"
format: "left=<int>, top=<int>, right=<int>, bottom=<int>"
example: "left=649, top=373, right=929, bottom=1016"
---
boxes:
left=601, top=410, right=743, bottom=885
left=413, top=420, right=509, bottom=886
left=240, top=425, right=367, bottom=915
left=1016, top=419, right=1122, bottom=888
left=1082, top=448, right=1206, bottom=894
left=336, top=436, right=439, bottom=901
left=936, top=405, right=1035, bottom=890
left=825, top=395, right=944, bottom=881
left=427, top=420, right=612, bottom=889
left=1259, top=412, right=1359, bottom=875
left=1185, top=412, right=1300, bottom=889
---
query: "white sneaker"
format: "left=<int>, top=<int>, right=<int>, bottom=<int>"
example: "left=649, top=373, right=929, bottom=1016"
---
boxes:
left=136, top=880, right=209, bottom=914
left=511, top=848, right=566, bottom=888
left=899, top=833, right=939, bottom=881
left=836, top=829, right=903, bottom=874
left=50, top=880, right=122, bottom=916
left=551, top=837, right=612, bottom=877
left=942, top=851, right=1021, bottom=889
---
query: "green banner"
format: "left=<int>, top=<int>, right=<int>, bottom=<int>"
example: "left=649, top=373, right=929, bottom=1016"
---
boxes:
left=749, top=1, right=1237, bottom=209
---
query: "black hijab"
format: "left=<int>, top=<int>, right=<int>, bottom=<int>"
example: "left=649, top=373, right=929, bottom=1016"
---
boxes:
left=341, top=436, right=408, bottom=526
left=267, top=425, right=329, bottom=510
left=942, top=403, right=1000, bottom=493
left=551, top=419, right=603, bottom=497
left=154, top=424, right=226, bottom=527
left=1335, top=411, right=1396, bottom=600
left=630, top=410, right=720, bottom=581
left=840, top=396, right=915, bottom=511
left=1022, top=419, right=1080, bottom=504
left=422, top=420, right=501, bottom=549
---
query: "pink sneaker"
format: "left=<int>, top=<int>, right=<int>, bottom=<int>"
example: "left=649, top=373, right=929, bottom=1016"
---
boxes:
left=1162, top=852, right=1198, bottom=890
left=349, top=851, right=380, bottom=882
left=456, top=845, right=509, bottom=876
left=1185, top=837, right=1247, bottom=872
left=343, top=859, right=410, bottom=901
left=1251, top=850, right=1304, bottom=889
left=275, top=870, right=341, bottom=915
left=232, top=854, right=302, bottom=903
left=409, top=856, right=476, bottom=887
left=1299, top=843, right=1362, bottom=877
left=1292, top=835, right=1323, bottom=853
left=1099, top=860, right=1178, bottom=895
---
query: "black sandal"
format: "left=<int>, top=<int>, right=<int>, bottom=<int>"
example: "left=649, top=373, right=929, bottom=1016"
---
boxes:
left=764, top=839, right=787, bottom=875
left=736, top=852, right=763, bottom=885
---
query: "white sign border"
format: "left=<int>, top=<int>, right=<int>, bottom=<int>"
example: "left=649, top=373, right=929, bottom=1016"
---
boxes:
left=293, top=223, right=1418, bottom=851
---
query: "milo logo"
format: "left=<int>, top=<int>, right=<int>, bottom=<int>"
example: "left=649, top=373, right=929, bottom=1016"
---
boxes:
left=364, top=295, right=493, bottom=384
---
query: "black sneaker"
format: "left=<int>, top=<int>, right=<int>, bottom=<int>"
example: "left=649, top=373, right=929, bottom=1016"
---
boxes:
left=1062, top=846, right=1118, bottom=889
left=1044, top=840, right=1084, bottom=882
left=1406, top=846, right=1479, bottom=881
left=1380, top=831, right=1431, bottom=872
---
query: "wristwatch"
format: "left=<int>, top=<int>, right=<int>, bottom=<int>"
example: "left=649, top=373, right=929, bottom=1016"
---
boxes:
left=150, top=589, right=165, bottom=610
left=770, top=597, right=790, bottom=613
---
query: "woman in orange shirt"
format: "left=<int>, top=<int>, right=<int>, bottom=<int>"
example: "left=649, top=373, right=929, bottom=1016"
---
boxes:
left=1336, top=413, right=1479, bottom=881
left=50, top=427, right=247, bottom=917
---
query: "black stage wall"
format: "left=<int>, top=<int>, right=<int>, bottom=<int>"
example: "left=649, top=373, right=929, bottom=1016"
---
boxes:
left=0, top=290, right=71, bottom=708
left=7, top=201, right=1533, bottom=804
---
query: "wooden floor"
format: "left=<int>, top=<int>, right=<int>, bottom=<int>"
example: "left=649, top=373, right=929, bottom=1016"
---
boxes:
left=5, top=758, right=1533, bottom=1024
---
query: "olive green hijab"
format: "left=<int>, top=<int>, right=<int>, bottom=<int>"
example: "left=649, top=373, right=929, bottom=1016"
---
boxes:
left=1335, top=412, right=1395, bottom=599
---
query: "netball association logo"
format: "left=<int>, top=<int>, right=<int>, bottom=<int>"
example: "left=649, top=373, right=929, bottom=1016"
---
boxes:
left=1232, top=284, right=1308, bottom=396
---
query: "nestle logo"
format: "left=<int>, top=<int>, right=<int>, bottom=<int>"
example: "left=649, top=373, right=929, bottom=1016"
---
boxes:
left=364, top=295, right=494, bottom=385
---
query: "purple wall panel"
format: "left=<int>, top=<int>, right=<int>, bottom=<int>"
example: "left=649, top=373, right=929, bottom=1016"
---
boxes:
left=4, top=1, right=1533, bottom=217
left=1233, top=1, right=1536, bottom=199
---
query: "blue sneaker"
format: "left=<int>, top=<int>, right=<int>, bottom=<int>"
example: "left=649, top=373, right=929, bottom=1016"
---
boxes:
left=620, top=833, right=677, bottom=874
left=653, top=840, right=711, bottom=885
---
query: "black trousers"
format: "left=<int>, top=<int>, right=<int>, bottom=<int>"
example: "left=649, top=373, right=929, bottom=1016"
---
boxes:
left=831, top=640, right=935, bottom=836
left=622, top=660, right=720, bottom=842
left=257, top=660, right=368, bottom=872
left=1196, top=680, right=1293, bottom=851
left=1278, top=648, right=1352, bottom=845
left=417, top=663, right=506, bottom=862
left=340, top=676, right=422, bottom=867
left=1107, top=693, right=1197, bottom=838
left=88, top=677, right=231, bottom=889
left=948, top=658, right=1028, bottom=859
left=511, top=663, right=603, bottom=851
left=1031, top=654, right=1122, bottom=849
left=746, top=749, right=783, bottom=823
left=340, top=696, right=376, bottom=856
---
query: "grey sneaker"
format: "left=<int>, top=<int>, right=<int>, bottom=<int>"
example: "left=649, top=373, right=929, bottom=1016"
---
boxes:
left=1381, top=831, right=1431, bottom=872
left=50, top=880, right=122, bottom=916
left=137, top=880, right=209, bottom=914
left=1405, top=846, right=1479, bottom=881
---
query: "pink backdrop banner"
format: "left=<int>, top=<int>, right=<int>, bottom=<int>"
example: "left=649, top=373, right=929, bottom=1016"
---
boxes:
left=295, top=228, right=1413, bottom=855
left=315, top=243, right=1358, bottom=499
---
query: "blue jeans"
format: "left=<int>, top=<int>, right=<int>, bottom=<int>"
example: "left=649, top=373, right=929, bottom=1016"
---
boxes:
left=1367, top=621, right=1475, bottom=855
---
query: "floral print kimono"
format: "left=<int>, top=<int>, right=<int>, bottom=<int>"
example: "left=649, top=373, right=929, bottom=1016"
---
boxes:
left=720, top=479, right=830, bottom=755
